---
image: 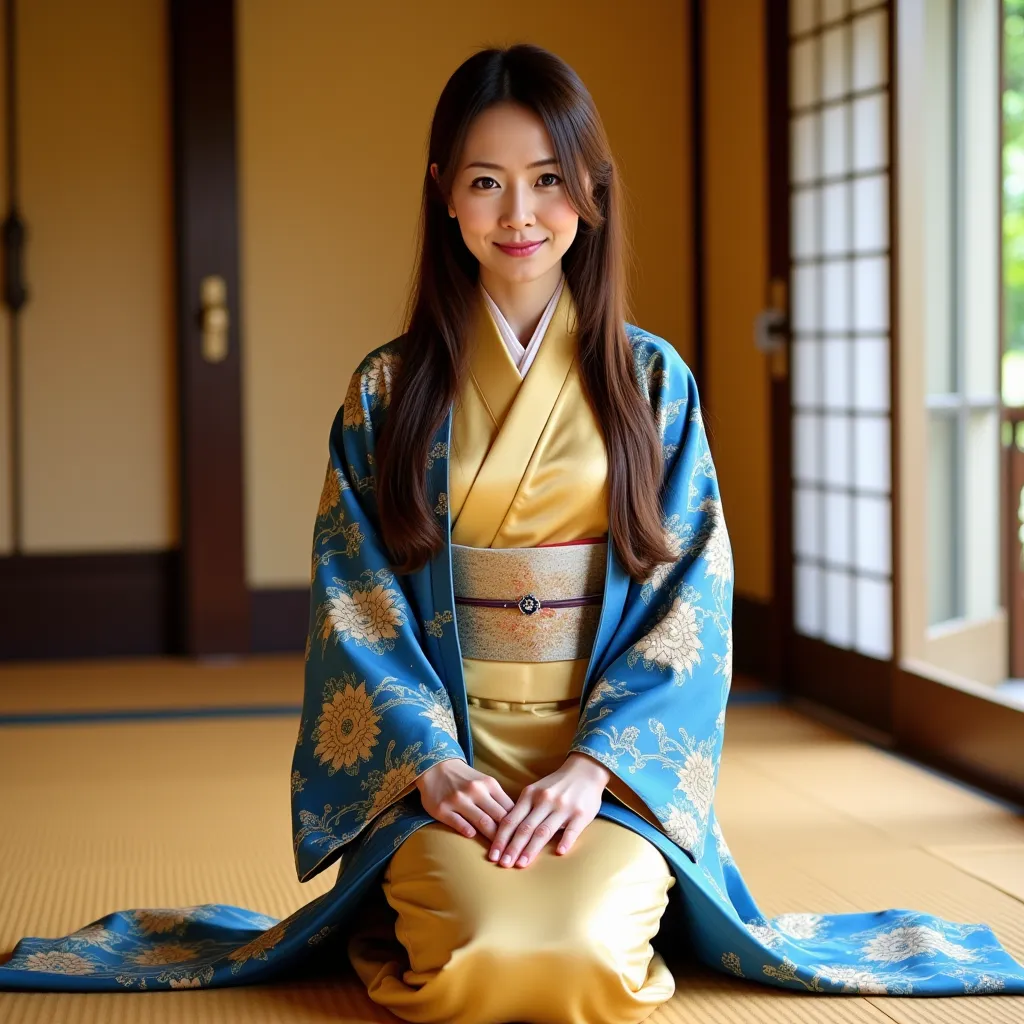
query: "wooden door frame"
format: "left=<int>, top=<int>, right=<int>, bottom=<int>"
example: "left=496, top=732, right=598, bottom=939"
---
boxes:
left=0, top=0, right=184, bottom=660
left=170, top=0, right=249, bottom=656
left=765, top=0, right=794, bottom=697
left=763, top=0, right=895, bottom=733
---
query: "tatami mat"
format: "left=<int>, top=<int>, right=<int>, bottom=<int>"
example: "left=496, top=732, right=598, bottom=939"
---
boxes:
left=0, top=655, right=306, bottom=717
left=0, top=657, right=768, bottom=720
left=927, top=845, right=1024, bottom=903
left=1, top=658, right=1022, bottom=1023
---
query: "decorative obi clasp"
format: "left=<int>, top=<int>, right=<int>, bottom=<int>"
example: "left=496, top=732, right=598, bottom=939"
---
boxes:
left=450, top=540, right=607, bottom=663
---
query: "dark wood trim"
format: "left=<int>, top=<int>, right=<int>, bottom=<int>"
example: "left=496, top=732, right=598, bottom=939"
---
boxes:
left=999, top=5, right=1024, bottom=679
left=765, top=0, right=792, bottom=691
left=2, top=0, right=26, bottom=555
left=0, top=552, right=179, bottom=660
left=790, top=635, right=893, bottom=732
left=787, top=695, right=894, bottom=751
left=1008, top=415, right=1024, bottom=678
left=250, top=588, right=309, bottom=654
left=733, top=593, right=776, bottom=683
left=170, top=0, right=250, bottom=655
left=689, top=0, right=707, bottom=408
left=894, top=664, right=1024, bottom=805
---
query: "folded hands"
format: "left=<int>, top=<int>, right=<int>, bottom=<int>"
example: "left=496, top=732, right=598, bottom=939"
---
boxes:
left=414, top=752, right=611, bottom=867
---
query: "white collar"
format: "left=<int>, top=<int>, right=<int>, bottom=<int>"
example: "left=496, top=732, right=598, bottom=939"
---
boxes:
left=480, top=274, right=566, bottom=379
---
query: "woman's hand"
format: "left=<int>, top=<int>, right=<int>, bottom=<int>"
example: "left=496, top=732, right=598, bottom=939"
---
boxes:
left=415, top=759, right=515, bottom=840
left=488, top=752, right=611, bottom=868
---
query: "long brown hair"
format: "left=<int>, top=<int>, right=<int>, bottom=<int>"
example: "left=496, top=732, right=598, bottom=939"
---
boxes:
left=377, top=43, right=674, bottom=582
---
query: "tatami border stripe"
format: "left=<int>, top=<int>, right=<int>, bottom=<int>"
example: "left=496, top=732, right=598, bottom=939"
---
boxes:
left=3, top=690, right=1017, bottom=815
left=0, top=704, right=304, bottom=727
left=0, top=690, right=784, bottom=728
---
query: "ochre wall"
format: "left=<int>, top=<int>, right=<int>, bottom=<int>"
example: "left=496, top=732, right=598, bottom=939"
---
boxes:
left=237, top=0, right=693, bottom=587
left=0, top=0, right=772, bottom=611
left=0, top=26, right=8, bottom=553
left=703, top=0, right=773, bottom=602
left=0, top=0, right=175, bottom=555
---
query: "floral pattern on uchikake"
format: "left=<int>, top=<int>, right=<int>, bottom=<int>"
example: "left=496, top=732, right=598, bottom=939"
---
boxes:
left=7, top=329, right=1023, bottom=998
left=314, top=570, right=407, bottom=657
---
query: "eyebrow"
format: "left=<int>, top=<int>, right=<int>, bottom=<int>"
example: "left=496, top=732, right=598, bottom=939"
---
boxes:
left=463, top=158, right=560, bottom=171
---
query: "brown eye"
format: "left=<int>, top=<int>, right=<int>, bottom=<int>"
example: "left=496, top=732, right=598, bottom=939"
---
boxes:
left=471, top=177, right=498, bottom=189
left=538, top=173, right=562, bottom=186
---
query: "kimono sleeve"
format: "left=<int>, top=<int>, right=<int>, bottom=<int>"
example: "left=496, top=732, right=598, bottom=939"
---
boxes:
left=569, top=338, right=733, bottom=863
left=290, top=349, right=467, bottom=883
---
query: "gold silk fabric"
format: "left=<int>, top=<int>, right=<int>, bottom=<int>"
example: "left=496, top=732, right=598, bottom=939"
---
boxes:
left=447, top=277, right=609, bottom=548
left=451, top=279, right=607, bottom=729
left=347, top=281, right=676, bottom=1023
left=349, top=820, right=675, bottom=1024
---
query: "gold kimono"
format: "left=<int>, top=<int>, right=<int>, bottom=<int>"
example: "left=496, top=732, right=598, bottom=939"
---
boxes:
left=347, top=283, right=677, bottom=1024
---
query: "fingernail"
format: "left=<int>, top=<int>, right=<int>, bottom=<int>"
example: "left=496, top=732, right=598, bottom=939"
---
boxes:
left=557, top=845, right=566, bottom=854
left=489, top=849, right=499, bottom=861
left=501, top=855, right=513, bottom=866
left=517, top=856, right=528, bottom=867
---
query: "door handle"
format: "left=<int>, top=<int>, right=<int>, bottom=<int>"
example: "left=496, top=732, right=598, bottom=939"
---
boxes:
left=755, top=277, right=788, bottom=380
left=200, top=275, right=229, bottom=363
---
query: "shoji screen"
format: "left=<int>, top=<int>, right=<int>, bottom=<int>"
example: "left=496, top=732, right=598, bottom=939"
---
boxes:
left=788, top=0, right=893, bottom=660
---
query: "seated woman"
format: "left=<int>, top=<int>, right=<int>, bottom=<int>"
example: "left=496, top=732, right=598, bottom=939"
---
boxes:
left=2, top=41, right=1023, bottom=1018
left=342, top=88, right=683, bottom=1020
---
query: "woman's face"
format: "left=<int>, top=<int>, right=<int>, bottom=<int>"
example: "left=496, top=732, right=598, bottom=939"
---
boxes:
left=431, top=103, right=584, bottom=293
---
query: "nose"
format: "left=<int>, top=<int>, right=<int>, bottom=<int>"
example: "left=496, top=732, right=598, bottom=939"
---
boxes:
left=500, top=179, right=535, bottom=229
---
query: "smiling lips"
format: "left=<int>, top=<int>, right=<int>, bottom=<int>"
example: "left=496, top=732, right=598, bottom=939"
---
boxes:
left=495, top=239, right=545, bottom=256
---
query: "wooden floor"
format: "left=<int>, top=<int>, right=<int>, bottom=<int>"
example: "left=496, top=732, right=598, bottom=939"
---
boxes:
left=0, top=657, right=1023, bottom=1023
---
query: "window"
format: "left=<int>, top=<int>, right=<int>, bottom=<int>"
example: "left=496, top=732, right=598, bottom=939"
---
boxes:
left=789, top=0, right=894, bottom=659
left=923, top=0, right=1002, bottom=630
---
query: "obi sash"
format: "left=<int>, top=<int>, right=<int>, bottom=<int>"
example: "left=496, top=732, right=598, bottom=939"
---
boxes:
left=451, top=540, right=607, bottom=665
left=449, top=282, right=610, bottom=710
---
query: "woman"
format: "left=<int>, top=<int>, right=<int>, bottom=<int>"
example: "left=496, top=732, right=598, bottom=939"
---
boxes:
left=2, top=42, right=1023, bottom=1017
